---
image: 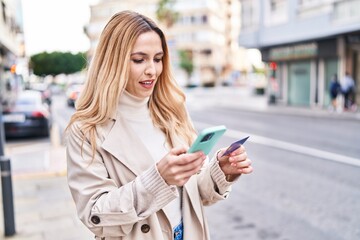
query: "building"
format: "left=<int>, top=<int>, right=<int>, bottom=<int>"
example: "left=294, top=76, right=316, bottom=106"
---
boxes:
left=0, top=0, right=24, bottom=106
left=84, top=0, right=246, bottom=87
left=238, top=0, right=360, bottom=108
left=84, top=0, right=159, bottom=61
left=165, top=0, right=243, bottom=86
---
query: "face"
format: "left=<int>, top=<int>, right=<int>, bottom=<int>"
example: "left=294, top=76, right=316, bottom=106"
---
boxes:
left=126, top=31, right=164, bottom=98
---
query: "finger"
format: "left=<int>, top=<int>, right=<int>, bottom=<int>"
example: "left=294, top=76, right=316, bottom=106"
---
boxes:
left=229, top=152, right=248, bottom=163
left=239, top=166, right=253, bottom=174
left=217, top=147, right=228, bottom=157
left=176, top=162, right=204, bottom=180
left=170, top=146, right=188, bottom=156
left=177, top=152, right=205, bottom=165
left=229, top=145, right=245, bottom=156
left=230, top=165, right=253, bottom=175
left=231, top=158, right=252, bottom=168
left=169, top=163, right=203, bottom=186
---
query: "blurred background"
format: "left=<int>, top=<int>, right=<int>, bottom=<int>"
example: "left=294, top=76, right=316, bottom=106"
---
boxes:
left=0, top=0, right=359, bottom=239
left=2, top=0, right=360, bottom=111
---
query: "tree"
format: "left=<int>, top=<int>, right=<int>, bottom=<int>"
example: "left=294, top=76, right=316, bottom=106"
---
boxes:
left=29, top=51, right=87, bottom=77
left=156, top=0, right=179, bottom=28
left=178, top=50, right=194, bottom=87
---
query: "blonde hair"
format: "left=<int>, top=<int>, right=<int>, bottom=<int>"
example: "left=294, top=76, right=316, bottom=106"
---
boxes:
left=67, top=10, right=196, bottom=157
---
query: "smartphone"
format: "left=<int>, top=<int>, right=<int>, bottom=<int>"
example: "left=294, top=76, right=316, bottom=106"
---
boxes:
left=188, top=125, right=227, bottom=155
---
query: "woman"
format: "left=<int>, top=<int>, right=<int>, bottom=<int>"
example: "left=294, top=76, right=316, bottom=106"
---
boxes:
left=66, top=10, right=252, bottom=240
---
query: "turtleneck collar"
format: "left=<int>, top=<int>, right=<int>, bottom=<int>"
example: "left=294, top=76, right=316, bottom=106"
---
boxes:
left=118, top=90, right=151, bottom=119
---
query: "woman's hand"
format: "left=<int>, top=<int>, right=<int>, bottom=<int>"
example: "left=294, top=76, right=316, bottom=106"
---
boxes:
left=156, top=147, right=206, bottom=186
left=217, top=145, right=253, bottom=181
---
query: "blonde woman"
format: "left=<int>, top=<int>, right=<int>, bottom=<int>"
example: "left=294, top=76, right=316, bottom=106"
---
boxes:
left=66, top=10, right=252, bottom=240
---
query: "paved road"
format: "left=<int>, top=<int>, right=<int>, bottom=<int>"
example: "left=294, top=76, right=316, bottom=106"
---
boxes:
left=0, top=86, right=360, bottom=240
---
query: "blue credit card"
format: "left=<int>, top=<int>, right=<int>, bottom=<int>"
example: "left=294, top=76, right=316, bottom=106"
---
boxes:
left=221, top=136, right=250, bottom=157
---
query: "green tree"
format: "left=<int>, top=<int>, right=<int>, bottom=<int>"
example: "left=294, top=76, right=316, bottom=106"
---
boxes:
left=30, top=51, right=87, bottom=76
left=178, top=50, right=194, bottom=87
left=156, top=0, right=179, bottom=27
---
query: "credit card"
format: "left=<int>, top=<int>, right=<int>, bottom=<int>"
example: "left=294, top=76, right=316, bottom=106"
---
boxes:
left=221, top=136, right=250, bottom=157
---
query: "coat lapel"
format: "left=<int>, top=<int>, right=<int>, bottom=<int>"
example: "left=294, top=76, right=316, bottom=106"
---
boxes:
left=184, top=176, right=203, bottom=228
left=101, top=115, right=154, bottom=176
left=102, top=114, right=204, bottom=231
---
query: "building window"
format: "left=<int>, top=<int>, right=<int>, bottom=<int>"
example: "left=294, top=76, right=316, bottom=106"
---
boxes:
left=240, top=0, right=259, bottom=30
left=201, top=49, right=212, bottom=56
left=297, top=0, right=334, bottom=18
left=202, top=15, right=208, bottom=24
left=264, top=0, right=288, bottom=26
left=270, top=0, right=286, bottom=14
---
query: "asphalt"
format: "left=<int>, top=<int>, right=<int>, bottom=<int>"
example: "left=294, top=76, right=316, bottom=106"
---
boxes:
left=0, top=86, right=358, bottom=240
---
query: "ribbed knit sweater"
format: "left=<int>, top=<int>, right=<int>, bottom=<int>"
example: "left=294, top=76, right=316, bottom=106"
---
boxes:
left=118, top=91, right=182, bottom=229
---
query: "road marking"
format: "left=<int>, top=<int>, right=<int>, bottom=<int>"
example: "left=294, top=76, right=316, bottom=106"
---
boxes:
left=194, top=121, right=360, bottom=168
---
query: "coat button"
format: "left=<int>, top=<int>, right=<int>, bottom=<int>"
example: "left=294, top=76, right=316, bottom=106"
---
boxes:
left=141, top=224, right=150, bottom=233
left=91, top=215, right=101, bottom=224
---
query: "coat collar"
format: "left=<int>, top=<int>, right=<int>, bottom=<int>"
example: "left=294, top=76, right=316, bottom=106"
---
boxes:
left=101, top=114, right=154, bottom=176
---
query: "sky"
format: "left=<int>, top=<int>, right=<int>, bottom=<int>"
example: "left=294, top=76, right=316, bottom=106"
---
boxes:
left=21, top=0, right=99, bottom=56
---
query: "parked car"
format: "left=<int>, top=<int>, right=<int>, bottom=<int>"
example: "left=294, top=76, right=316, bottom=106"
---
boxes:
left=66, top=84, right=83, bottom=107
left=30, top=82, right=52, bottom=105
left=2, top=90, right=52, bottom=138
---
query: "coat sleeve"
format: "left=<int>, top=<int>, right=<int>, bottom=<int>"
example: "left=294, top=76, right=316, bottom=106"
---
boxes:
left=66, top=122, right=178, bottom=237
left=196, top=155, right=234, bottom=206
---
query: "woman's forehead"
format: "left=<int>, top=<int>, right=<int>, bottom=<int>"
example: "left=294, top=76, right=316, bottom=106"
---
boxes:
left=132, top=31, right=163, bottom=53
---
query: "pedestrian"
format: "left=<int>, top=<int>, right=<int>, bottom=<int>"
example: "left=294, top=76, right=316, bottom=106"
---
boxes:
left=329, top=74, right=341, bottom=111
left=341, top=71, right=355, bottom=110
left=65, top=10, right=253, bottom=240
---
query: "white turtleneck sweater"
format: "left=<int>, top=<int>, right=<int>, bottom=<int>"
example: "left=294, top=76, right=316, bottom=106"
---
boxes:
left=118, top=91, right=182, bottom=229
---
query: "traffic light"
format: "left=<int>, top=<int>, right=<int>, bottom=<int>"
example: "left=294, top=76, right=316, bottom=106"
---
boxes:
left=269, top=62, right=277, bottom=77
left=269, top=62, right=277, bottom=70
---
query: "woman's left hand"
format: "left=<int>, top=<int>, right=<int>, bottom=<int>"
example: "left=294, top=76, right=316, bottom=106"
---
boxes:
left=217, top=145, right=253, bottom=180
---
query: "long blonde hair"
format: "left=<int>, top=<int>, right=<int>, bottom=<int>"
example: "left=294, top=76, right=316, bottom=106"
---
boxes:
left=67, top=10, right=196, bottom=157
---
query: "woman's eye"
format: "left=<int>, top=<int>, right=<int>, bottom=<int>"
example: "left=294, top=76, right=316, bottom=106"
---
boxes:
left=132, top=59, right=144, bottom=63
left=154, top=58, right=162, bottom=63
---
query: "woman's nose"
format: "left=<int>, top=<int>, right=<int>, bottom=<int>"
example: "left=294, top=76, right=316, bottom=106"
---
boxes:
left=144, top=62, right=156, bottom=76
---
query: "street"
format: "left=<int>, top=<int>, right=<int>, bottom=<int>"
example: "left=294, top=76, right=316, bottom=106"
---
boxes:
left=187, top=101, right=360, bottom=240
left=2, top=87, right=360, bottom=240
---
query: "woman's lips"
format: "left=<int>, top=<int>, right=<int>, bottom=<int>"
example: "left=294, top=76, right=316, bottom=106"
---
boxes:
left=139, top=80, right=154, bottom=89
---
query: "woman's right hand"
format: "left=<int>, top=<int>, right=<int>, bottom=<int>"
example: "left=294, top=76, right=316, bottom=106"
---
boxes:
left=156, top=147, right=206, bottom=186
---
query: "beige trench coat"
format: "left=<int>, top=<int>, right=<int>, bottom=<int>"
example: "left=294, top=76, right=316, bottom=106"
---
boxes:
left=66, top=113, right=232, bottom=240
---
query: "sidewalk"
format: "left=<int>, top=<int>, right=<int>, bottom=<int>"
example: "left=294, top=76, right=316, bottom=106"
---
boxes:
left=184, top=85, right=360, bottom=121
left=0, top=85, right=358, bottom=239
left=0, top=127, right=93, bottom=239
left=0, top=144, right=93, bottom=240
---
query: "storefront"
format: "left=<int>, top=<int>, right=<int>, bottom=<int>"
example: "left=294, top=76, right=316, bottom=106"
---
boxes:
left=346, top=32, right=360, bottom=107
left=261, top=38, right=340, bottom=108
